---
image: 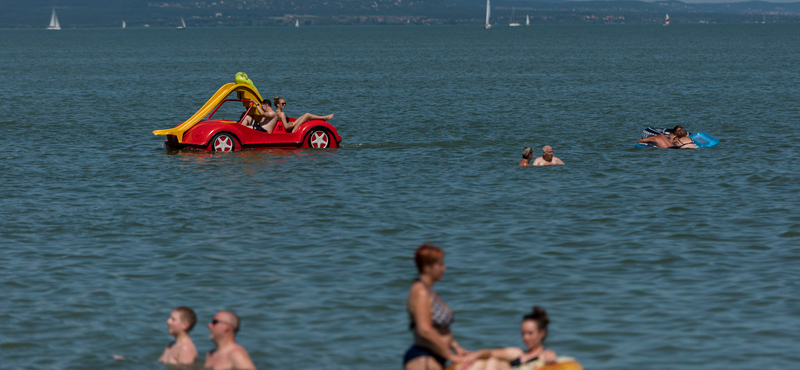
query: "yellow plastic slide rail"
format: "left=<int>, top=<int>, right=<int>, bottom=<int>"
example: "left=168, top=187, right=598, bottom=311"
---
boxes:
left=153, top=79, right=263, bottom=143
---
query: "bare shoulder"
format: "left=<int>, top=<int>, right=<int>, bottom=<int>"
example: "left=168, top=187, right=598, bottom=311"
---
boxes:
left=554, top=157, right=564, bottom=164
left=230, top=345, right=256, bottom=369
left=532, top=157, right=545, bottom=166
left=176, top=340, right=198, bottom=363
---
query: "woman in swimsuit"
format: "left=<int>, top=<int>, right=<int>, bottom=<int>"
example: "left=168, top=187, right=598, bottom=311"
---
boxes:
left=460, top=306, right=557, bottom=370
left=405, top=243, right=470, bottom=370
left=273, top=96, right=334, bottom=133
left=241, top=99, right=280, bottom=133
left=670, top=126, right=697, bottom=149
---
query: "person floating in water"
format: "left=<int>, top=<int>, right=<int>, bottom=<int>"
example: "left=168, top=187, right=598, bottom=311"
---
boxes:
left=204, top=310, right=257, bottom=370
left=670, top=126, right=697, bottom=149
left=273, top=96, right=334, bottom=133
left=519, top=147, right=533, bottom=167
left=158, top=306, right=198, bottom=365
left=456, top=306, right=559, bottom=370
left=532, top=146, right=564, bottom=166
left=638, top=125, right=696, bottom=149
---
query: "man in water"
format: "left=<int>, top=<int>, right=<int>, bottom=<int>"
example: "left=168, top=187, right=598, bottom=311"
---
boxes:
left=158, top=306, right=198, bottom=365
left=519, top=146, right=533, bottom=166
left=204, top=310, right=257, bottom=370
left=532, top=145, right=564, bottom=166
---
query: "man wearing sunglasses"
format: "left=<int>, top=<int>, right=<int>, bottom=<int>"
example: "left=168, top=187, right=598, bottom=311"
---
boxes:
left=204, top=310, right=257, bottom=370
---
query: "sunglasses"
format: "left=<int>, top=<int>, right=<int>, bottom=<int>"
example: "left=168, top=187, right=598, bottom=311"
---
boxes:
left=279, top=102, right=286, bottom=106
left=210, top=319, right=229, bottom=326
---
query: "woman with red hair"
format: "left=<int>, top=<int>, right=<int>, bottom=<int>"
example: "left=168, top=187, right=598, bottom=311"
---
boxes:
left=404, top=243, right=469, bottom=370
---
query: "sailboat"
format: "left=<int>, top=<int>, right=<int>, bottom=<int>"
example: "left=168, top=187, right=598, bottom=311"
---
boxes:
left=526, top=15, right=530, bottom=26
left=484, top=0, right=492, bottom=29
left=663, top=14, right=669, bottom=26
left=295, top=19, right=300, bottom=27
left=509, top=7, right=520, bottom=26
left=176, top=17, right=186, bottom=30
left=46, top=8, right=61, bottom=30
left=122, top=20, right=126, bottom=30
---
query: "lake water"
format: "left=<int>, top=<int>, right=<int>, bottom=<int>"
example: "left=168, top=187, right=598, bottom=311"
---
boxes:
left=1, top=24, right=799, bottom=370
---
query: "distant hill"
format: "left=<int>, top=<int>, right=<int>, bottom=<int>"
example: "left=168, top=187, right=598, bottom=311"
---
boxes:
left=2, top=0, right=799, bottom=27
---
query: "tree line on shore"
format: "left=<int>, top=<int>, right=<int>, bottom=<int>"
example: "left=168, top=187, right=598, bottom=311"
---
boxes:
left=3, top=0, right=800, bottom=28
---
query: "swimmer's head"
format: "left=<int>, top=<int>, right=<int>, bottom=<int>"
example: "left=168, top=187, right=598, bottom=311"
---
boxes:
left=262, top=99, right=272, bottom=108
left=542, top=145, right=553, bottom=161
left=210, top=310, right=240, bottom=338
left=673, top=127, right=688, bottom=138
left=522, top=147, right=533, bottom=159
left=222, top=310, right=240, bottom=334
left=169, top=307, right=197, bottom=334
left=415, top=243, right=445, bottom=275
left=521, top=306, right=550, bottom=349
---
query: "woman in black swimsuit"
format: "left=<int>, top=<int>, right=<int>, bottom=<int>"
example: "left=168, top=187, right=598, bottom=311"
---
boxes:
left=461, top=306, right=557, bottom=370
left=670, top=127, right=697, bottom=149
left=405, top=243, right=470, bottom=370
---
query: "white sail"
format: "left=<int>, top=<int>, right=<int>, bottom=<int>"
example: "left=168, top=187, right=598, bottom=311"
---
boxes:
left=47, top=8, right=61, bottom=30
left=295, top=19, right=300, bottom=27
left=122, top=20, right=126, bottom=29
left=510, top=7, right=520, bottom=26
left=526, top=15, right=530, bottom=26
left=664, top=14, right=669, bottom=26
left=484, top=0, right=492, bottom=29
left=177, top=17, right=186, bottom=29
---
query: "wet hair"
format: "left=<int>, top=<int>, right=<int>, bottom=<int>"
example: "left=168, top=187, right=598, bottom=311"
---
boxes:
left=174, top=306, right=197, bottom=332
left=673, top=127, right=688, bottom=138
left=522, top=306, right=550, bottom=342
left=414, top=243, right=444, bottom=273
left=274, top=96, right=285, bottom=109
left=522, top=147, right=533, bottom=158
left=262, top=99, right=272, bottom=108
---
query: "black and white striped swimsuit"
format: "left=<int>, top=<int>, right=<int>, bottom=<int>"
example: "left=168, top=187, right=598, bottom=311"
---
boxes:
left=410, top=278, right=454, bottom=329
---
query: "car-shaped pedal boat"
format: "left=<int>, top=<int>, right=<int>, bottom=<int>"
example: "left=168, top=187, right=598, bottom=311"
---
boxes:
left=153, top=82, right=341, bottom=151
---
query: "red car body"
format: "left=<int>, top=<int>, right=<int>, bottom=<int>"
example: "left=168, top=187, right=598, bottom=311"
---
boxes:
left=154, top=83, right=341, bottom=151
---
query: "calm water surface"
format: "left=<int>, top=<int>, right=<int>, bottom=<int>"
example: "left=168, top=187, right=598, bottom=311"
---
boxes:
left=1, top=25, right=799, bottom=369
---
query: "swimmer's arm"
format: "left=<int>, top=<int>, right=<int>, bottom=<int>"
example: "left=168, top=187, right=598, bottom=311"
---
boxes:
left=450, top=338, right=469, bottom=355
left=554, top=157, right=564, bottom=165
left=230, top=348, right=257, bottom=370
left=157, top=347, right=171, bottom=364
left=532, top=157, right=545, bottom=166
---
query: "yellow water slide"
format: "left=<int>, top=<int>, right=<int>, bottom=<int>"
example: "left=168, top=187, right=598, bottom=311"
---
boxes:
left=153, top=77, right=263, bottom=143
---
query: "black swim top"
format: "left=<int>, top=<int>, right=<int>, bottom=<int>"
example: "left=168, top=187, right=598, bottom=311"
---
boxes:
left=509, top=355, right=539, bottom=368
left=673, top=139, right=694, bottom=148
left=409, top=278, right=455, bottom=330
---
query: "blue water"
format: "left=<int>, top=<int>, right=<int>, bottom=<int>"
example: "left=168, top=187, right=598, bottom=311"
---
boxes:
left=1, top=25, right=799, bottom=369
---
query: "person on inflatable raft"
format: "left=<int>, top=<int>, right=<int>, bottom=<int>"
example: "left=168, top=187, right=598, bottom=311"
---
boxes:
left=637, top=125, right=696, bottom=149
left=448, top=306, right=582, bottom=370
